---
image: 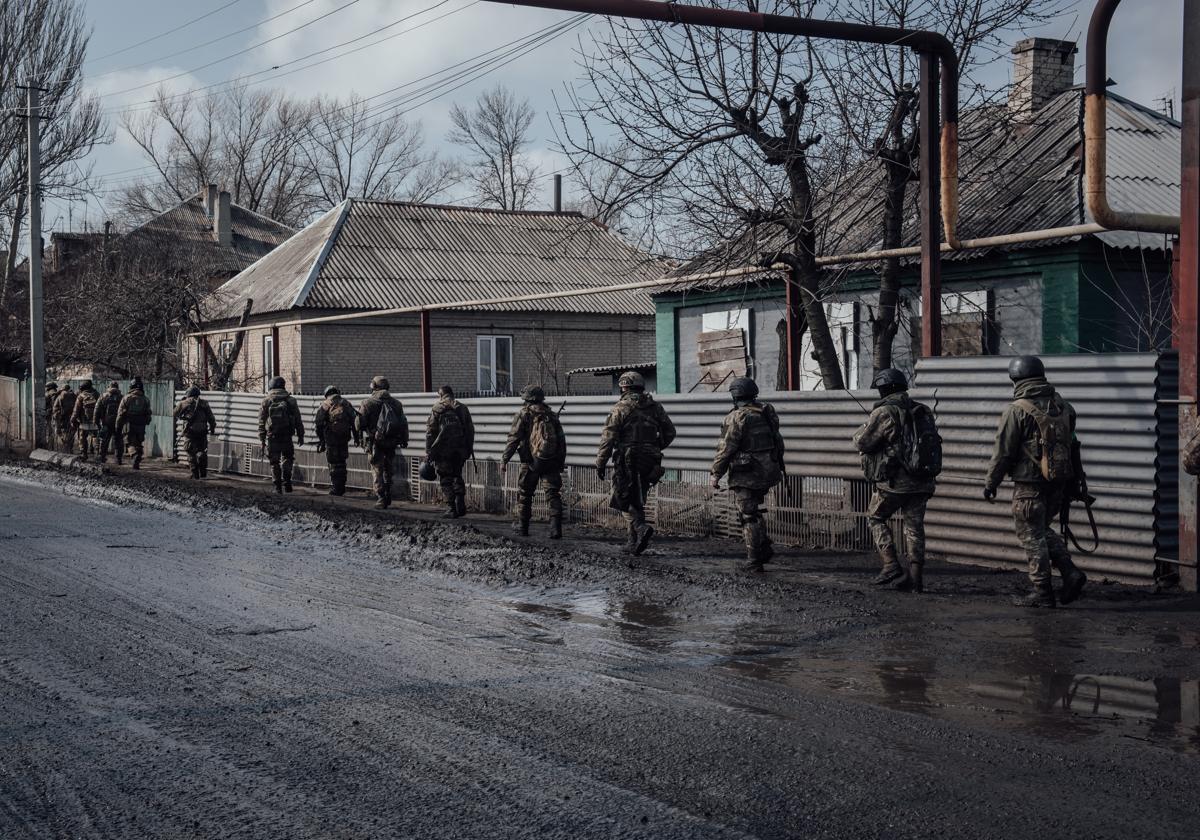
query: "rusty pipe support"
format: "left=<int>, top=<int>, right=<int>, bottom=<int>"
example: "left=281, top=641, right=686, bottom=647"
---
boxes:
left=480, top=0, right=961, bottom=247
left=1085, top=0, right=1181, bottom=234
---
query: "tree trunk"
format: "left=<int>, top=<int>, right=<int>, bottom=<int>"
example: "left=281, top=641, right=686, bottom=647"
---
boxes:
left=0, top=192, right=26, bottom=311
left=871, top=156, right=910, bottom=373
left=203, top=298, right=253, bottom=389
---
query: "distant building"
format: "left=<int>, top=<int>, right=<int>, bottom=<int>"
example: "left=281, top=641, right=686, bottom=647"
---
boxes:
left=654, top=38, right=1179, bottom=393
left=189, top=200, right=660, bottom=394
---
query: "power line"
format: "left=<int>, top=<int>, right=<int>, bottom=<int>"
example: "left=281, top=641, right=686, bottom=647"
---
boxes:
left=84, top=0, right=249, bottom=67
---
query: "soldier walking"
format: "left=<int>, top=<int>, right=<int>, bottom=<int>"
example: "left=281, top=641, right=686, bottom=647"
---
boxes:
left=116, top=377, right=153, bottom=469
left=96, top=382, right=124, bottom=464
left=984, top=356, right=1088, bottom=608
left=70, top=382, right=100, bottom=462
left=314, top=385, right=359, bottom=496
left=595, top=371, right=676, bottom=555
left=257, top=376, right=304, bottom=493
left=711, top=378, right=786, bottom=573
left=854, top=369, right=939, bottom=593
left=425, top=385, right=475, bottom=518
left=356, top=376, right=407, bottom=509
left=52, top=383, right=76, bottom=454
left=500, top=385, right=566, bottom=538
left=44, top=382, right=58, bottom=449
left=174, top=386, right=217, bottom=479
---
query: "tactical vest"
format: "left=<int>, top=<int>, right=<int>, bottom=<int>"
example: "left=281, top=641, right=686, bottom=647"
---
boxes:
left=741, top=406, right=777, bottom=452
left=621, top=405, right=660, bottom=446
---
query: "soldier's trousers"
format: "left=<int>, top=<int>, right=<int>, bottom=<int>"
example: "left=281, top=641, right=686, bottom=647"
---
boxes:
left=98, top=425, right=123, bottom=462
left=58, top=426, right=75, bottom=454
left=324, top=437, right=350, bottom=491
left=77, top=429, right=96, bottom=460
left=1011, top=481, right=1077, bottom=588
left=125, top=426, right=146, bottom=467
left=368, top=445, right=397, bottom=499
left=868, top=490, right=929, bottom=566
left=267, top=436, right=295, bottom=486
left=613, top=448, right=660, bottom=527
left=184, top=432, right=209, bottom=477
left=434, top=453, right=467, bottom=506
left=517, top=462, right=563, bottom=521
left=733, top=487, right=772, bottom=560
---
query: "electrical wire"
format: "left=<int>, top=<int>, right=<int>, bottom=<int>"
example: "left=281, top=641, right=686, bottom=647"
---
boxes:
left=84, top=0, right=250, bottom=67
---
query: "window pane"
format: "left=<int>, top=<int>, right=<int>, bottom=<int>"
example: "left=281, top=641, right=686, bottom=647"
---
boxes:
left=495, top=337, right=512, bottom=393
left=477, top=337, right=493, bottom=392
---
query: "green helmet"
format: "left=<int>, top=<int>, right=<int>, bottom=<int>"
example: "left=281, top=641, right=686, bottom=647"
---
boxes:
left=729, top=377, right=758, bottom=401
left=79, top=381, right=95, bottom=392
left=186, top=385, right=201, bottom=398
left=371, top=375, right=389, bottom=391
left=520, top=384, right=545, bottom=403
left=324, top=385, right=340, bottom=397
left=618, top=371, right=645, bottom=391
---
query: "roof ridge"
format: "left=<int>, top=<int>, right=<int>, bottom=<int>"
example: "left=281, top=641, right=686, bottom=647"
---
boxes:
left=293, top=200, right=352, bottom=308
left=347, top=197, right=586, bottom=218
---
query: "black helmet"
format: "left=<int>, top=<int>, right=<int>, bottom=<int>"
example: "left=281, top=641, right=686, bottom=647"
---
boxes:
left=108, top=381, right=120, bottom=391
left=46, top=382, right=57, bottom=391
left=418, top=460, right=437, bottom=482
left=186, top=385, right=201, bottom=398
left=269, top=376, right=286, bottom=390
left=371, top=375, right=389, bottom=391
left=520, top=384, right=545, bottom=403
left=131, top=377, right=143, bottom=390
left=79, top=381, right=95, bottom=392
left=618, top=371, right=645, bottom=391
left=871, top=368, right=908, bottom=396
left=324, top=385, right=340, bottom=397
left=729, top=377, right=759, bottom=401
left=1008, top=356, right=1045, bottom=383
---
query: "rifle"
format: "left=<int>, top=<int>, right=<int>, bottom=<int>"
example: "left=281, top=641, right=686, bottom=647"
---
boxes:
left=1061, top=442, right=1099, bottom=554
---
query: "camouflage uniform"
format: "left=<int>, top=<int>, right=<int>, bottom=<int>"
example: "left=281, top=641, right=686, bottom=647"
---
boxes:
left=711, top=400, right=786, bottom=569
left=595, top=391, right=676, bottom=552
left=985, top=375, right=1086, bottom=603
left=174, top=393, right=217, bottom=478
left=257, top=384, right=305, bottom=492
left=116, top=383, right=153, bottom=469
left=44, top=385, right=58, bottom=449
left=52, top=386, right=77, bottom=454
left=356, top=386, right=408, bottom=508
left=426, top=395, right=475, bottom=517
left=854, top=392, right=936, bottom=589
left=70, top=384, right=100, bottom=461
left=95, top=385, right=124, bottom=464
left=314, top=392, right=359, bottom=496
left=501, top=397, right=565, bottom=536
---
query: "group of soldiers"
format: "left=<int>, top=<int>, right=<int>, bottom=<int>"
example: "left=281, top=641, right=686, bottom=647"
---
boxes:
left=43, top=378, right=154, bottom=467
left=78, top=354, right=1088, bottom=608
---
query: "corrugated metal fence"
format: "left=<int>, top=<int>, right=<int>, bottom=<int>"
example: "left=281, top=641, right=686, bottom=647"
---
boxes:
left=180, top=352, right=1174, bottom=582
left=0, top=375, right=31, bottom=446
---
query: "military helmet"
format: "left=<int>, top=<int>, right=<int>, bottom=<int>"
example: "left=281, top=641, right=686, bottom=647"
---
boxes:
left=46, top=382, right=57, bottom=391
left=371, top=375, right=389, bottom=391
left=871, top=368, right=908, bottom=395
left=131, top=377, right=143, bottom=390
left=324, top=385, right=340, bottom=397
left=1007, top=355, right=1045, bottom=383
left=108, top=381, right=120, bottom=391
left=79, top=381, right=95, bottom=392
left=186, top=385, right=201, bottom=398
left=418, top=460, right=437, bottom=482
left=520, top=384, right=545, bottom=403
left=618, top=371, right=645, bottom=391
left=269, top=376, right=286, bottom=390
left=729, top=377, right=759, bottom=401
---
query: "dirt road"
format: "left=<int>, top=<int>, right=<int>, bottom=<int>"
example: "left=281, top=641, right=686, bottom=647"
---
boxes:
left=1, top=462, right=1198, bottom=839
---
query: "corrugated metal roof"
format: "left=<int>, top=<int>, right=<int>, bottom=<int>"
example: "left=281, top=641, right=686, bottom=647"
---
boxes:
left=205, top=200, right=662, bottom=321
left=666, top=90, right=1180, bottom=292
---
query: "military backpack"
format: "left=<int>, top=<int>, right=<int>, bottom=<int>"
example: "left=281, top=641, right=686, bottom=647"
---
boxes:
left=98, top=394, right=120, bottom=426
left=374, top=399, right=406, bottom=446
left=125, top=392, right=151, bottom=424
left=1015, top=396, right=1073, bottom=482
left=265, top=397, right=294, bottom=438
left=528, top=406, right=565, bottom=465
left=899, top=403, right=943, bottom=480
left=326, top=399, right=353, bottom=438
left=182, top=399, right=208, bottom=434
left=434, top=405, right=466, bottom=450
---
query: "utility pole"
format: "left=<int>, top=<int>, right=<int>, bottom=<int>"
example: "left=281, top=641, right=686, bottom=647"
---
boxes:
left=23, top=85, right=46, bottom=449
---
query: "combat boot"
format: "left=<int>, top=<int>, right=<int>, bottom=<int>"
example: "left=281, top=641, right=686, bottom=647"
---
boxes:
left=622, top=522, right=638, bottom=554
left=329, top=479, right=344, bottom=496
left=454, top=493, right=467, bottom=518
left=873, top=546, right=908, bottom=586
left=442, top=501, right=459, bottom=519
left=549, top=515, right=563, bottom=540
left=1059, top=568, right=1087, bottom=605
left=896, top=562, right=924, bottom=594
left=375, top=488, right=391, bottom=510
left=283, top=477, right=293, bottom=493
left=1012, top=584, right=1056, bottom=608
left=271, top=464, right=283, bottom=493
left=512, top=516, right=530, bottom=537
left=199, top=453, right=208, bottom=479
left=632, top=523, right=655, bottom=555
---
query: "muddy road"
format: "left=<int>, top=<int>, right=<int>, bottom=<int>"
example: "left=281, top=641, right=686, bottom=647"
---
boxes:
left=2, top=462, right=1199, bottom=839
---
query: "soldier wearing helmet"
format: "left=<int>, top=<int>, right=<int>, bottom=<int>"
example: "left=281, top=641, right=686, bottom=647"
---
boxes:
left=70, top=382, right=100, bottom=462
left=984, top=356, right=1087, bottom=608
left=257, top=376, right=304, bottom=493
left=95, top=382, right=124, bottom=464
left=51, top=383, right=77, bottom=454
left=711, top=377, right=785, bottom=572
left=595, top=370, right=676, bottom=555
left=116, top=377, right=153, bottom=469
left=356, top=375, right=408, bottom=509
left=501, top=384, right=566, bottom=538
left=44, top=382, right=58, bottom=449
left=854, top=367, right=938, bottom=593
left=173, top=385, right=217, bottom=479
left=425, top=385, right=475, bottom=519
left=314, top=385, right=360, bottom=497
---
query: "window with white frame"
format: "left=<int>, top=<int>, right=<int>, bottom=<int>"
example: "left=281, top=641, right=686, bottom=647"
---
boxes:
left=218, top=339, right=234, bottom=362
left=477, top=335, right=513, bottom=393
left=262, top=333, right=276, bottom=390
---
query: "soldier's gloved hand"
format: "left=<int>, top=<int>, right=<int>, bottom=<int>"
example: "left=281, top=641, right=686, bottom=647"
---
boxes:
left=596, top=465, right=606, bottom=481
left=710, top=475, right=721, bottom=490
left=316, top=441, right=326, bottom=453
left=296, top=435, right=305, bottom=447
left=983, top=485, right=997, bottom=503
left=500, top=461, right=508, bottom=475
left=258, top=433, right=266, bottom=445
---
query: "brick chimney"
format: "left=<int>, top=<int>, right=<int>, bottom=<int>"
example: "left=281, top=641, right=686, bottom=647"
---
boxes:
left=215, top=191, right=232, bottom=248
left=1009, top=38, right=1078, bottom=122
left=204, top=183, right=218, bottom=218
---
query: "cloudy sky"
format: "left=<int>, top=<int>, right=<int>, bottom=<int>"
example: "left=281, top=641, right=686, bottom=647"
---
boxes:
left=49, top=0, right=1186, bottom=233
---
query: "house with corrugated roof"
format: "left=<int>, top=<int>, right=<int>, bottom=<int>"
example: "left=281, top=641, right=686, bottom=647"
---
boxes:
left=189, top=200, right=660, bottom=394
left=654, top=38, right=1180, bottom=394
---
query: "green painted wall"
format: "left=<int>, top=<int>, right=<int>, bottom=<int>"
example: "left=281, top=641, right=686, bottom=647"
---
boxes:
left=655, top=304, right=678, bottom=393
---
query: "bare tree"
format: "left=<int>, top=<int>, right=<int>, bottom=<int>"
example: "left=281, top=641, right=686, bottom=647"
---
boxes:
left=448, top=85, right=541, bottom=211
left=0, top=0, right=106, bottom=312
left=560, top=0, right=853, bottom=389
left=302, top=94, right=457, bottom=206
